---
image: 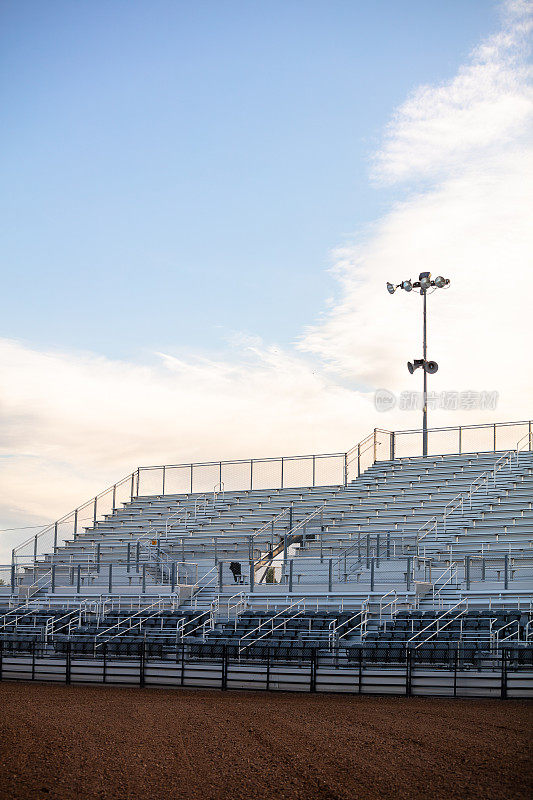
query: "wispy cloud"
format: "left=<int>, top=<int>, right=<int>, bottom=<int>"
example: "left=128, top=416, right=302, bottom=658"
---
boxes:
left=1, top=1, right=532, bottom=559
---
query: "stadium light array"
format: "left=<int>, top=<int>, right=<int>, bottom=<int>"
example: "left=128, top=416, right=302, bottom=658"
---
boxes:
left=386, top=271, right=450, bottom=457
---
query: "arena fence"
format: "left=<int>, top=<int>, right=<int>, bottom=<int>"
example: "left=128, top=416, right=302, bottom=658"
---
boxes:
left=0, top=640, right=531, bottom=698
left=11, top=419, right=532, bottom=568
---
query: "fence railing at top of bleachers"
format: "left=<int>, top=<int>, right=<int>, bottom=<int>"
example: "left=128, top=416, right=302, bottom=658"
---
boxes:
left=10, top=420, right=533, bottom=573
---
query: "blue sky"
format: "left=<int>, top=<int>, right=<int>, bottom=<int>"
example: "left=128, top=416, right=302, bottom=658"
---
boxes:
left=1, top=0, right=532, bottom=552
left=1, top=0, right=500, bottom=358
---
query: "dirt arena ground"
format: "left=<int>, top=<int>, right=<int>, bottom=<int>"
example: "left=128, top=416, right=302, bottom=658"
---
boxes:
left=0, top=683, right=531, bottom=800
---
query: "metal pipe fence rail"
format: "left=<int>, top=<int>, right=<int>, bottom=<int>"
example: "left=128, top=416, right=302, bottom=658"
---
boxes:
left=0, top=640, right=531, bottom=698
left=7, top=550, right=532, bottom=599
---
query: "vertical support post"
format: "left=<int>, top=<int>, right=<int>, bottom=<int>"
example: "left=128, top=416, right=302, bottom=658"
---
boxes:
left=493, top=423, right=497, bottom=452
left=500, top=648, right=507, bottom=699
left=130, top=472, right=135, bottom=500
left=453, top=646, right=458, bottom=697
left=249, top=561, right=254, bottom=593
left=181, top=538, right=185, bottom=564
left=136, top=542, right=140, bottom=573
left=328, top=559, right=333, bottom=592
left=66, top=641, right=71, bottom=686
left=281, top=457, right=284, bottom=489
left=406, top=557, right=412, bottom=591
left=218, top=561, right=223, bottom=592
left=357, top=444, right=361, bottom=477
left=93, top=498, right=97, bottom=525
left=465, top=555, right=471, bottom=591
left=422, top=289, right=428, bottom=458
left=111, top=485, right=116, bottom=513
left=139, top=642, right=145, bottom=688
left=376, top=534, right=380, bottom=568
left=312, top=455, right=316, bottom=488
left=96, top=543, right=101, bottom=573
left=391, top=432, right=395, bottom=461
left=248, top=535, right=252, bottom=562
left=504, top=554, right=509, bottom=589
left=288, top=560, right=293, bottom=593
left=289, top=504, right=293, bottom=532
left=219, top=461, right=222, bottom=487
left=108, top=564, right=113, bottom=594
left=343, top=453, right=348, bottom=487
left=142, top=563, right=146, bottom=594
left=10, top=564, right=15, bottom=594
left=250, top=459, right=253, bottom=490
left=76, top=564, right=81, bottom=594
left=190, top=465, right=193, bottom=494
left=51, top=564, right=56, bottom=594
left=320, top=530, right=323, bottom=564
left=357, top=533, right=361, bottom=561
left=34, top=535, right=38, bottom=562
left=370, top=557, right=375, bottom=592
left=54, top=522, right=58, bottom=554
left=74, top=509, right=78, bottom=536
left=266, top=648, right=271, bottom=691
left=162, top=466, right=166, bottom=496
left=214, top=537, right=218, bottom=565
left=102, top=643, right=107, bottom=684
left=32, top=640, right=36, bottom=681
left=406, top=648, right=412, bottom=697
left=481, top=558, right=486, bottom=582
left=366, top=534, right=370, bottom=569
left=310, top=648, right=317, bottom=693
left=386, top=532, right=391, bottom=560
left=221, top=644, right=227, bottom=691
left=171, top=562, right=176, bottom=593
left=127, top=543, right=131, bottom=573
left=458, top=426, right=462, bottom=455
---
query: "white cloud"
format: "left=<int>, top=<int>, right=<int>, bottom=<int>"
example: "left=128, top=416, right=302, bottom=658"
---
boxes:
left=1, top=1, right=532, bottom=561
left=373, top=0, right=533, bottom=184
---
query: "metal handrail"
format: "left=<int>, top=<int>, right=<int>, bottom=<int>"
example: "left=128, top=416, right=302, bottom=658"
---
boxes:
left=416, top=436, right=525, bottom=550
left=238, top=599, right=306, bottom=650
left=93, top=598, right=166, bottom=646
left=379, top=590, right=398, bottom=621
left=493, top=619, right=521, bottom=645
left=408, top=598, right=468, bottom=647
left=338, top=602, right=369, bottom=641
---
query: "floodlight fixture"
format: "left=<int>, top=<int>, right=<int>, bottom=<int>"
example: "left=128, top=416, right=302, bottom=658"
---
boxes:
left=386, top=272, right=451, bottom=456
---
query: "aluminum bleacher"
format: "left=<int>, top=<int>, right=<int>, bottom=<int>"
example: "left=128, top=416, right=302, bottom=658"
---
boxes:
left=2, top=419, right=532, bottom=697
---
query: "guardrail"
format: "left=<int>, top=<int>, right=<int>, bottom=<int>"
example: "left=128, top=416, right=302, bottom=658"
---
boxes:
left=1, top=640, right=532, bottom=697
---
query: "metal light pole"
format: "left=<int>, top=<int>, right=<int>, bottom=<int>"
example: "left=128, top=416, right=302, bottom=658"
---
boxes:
left=387, top=272, right=450, bottom=457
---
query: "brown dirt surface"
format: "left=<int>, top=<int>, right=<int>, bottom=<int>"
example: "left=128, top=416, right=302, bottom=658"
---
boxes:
left=0, top=683, right=531, bottom=800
